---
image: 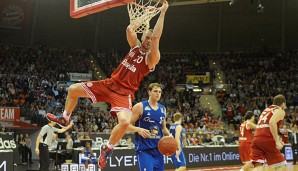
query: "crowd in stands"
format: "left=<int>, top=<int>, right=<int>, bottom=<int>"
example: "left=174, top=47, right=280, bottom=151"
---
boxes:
left=216, top=51, right=298, bottom=132
left=0, top=45, right=93, bottom=126
left=2, top=45, right=298, bottom=152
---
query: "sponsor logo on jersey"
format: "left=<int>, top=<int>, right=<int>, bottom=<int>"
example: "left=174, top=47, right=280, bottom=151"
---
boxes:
left=128, top=51, right=135, bottom=57
left=144, top=106, right=151, bottom=110
left=121, top=59, right=136, bottom=72
left=257, top=124, right=269, bottom=128
left=143, top=117, right=154, bottom=123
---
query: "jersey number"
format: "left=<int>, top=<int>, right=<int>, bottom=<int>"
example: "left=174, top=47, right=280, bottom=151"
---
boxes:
left=133, top=56, right=143, bottom=63
left=257, top=110, right=271, bottom=124
left=240, top=127, right=244, bottom=137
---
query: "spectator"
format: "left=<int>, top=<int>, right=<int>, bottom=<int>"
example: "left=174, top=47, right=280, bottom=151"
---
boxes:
left=25, top=134, right=34, bottom=164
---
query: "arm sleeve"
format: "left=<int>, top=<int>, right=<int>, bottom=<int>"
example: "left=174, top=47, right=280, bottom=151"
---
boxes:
left=53, top=127, right=60, bottom=133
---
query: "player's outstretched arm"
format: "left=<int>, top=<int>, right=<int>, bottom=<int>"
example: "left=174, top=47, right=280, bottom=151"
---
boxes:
left=127, top=24, right=141, bottom=48
left=247, top=122, right=257, bottom=129
left=147, top=0, right=169, bottom=69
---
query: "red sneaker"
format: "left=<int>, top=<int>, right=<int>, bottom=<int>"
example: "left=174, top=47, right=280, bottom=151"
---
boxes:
left=46, top=113, right=69, bottom=127
left=98, top=145, right=113, bottom=169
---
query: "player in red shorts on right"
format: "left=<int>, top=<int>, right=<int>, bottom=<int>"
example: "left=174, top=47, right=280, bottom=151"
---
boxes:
left=250, top=94, right=287, bottom=171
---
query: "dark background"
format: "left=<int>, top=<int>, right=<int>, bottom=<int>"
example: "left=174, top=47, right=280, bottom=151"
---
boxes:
left=0, top=0, right=297, bottom=52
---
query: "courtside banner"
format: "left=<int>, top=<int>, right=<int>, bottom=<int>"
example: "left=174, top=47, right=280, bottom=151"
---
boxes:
left=67, top=73, right=92, bottom=81
left=73, top=146, right=241, bottom=170
left=0, top=133, right=16, bottom=171
left=0, top=150, right=13, bottom=171
left=0, top=107, right=20, bottom=121
left=186, top=75, right=211, bottom=84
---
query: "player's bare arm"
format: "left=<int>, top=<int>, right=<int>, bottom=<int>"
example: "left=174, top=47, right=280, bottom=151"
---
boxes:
left=175, top=124, right=183, bottom=158
left=162, top=108, right=170, bottom=136
left=147, top=0, right=169, bottom=69
left=269, top=108, right=285, bottom=149
left=35, top=135, right=41, bottom=156
left=127, top=24, right=141, bottom=48
left=127, top=102, right=151, bottom=138
left=247, top=121, right=257, bottom=129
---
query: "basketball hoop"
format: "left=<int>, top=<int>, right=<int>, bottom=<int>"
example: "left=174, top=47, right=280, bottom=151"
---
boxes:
left=127, top=0, right=162, bottom=33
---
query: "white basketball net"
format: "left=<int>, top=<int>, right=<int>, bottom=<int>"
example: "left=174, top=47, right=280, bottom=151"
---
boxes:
left=127, top=0, right=162, bottom=33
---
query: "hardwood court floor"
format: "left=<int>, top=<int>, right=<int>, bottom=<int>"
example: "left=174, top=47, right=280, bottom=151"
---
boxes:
left=166, top=163, right=298, bottom=171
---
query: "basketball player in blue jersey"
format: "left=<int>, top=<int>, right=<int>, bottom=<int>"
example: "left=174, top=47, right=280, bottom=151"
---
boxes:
left=128, top=83, right=171, bottom=171
left=170, top=113, right=187, bottom=171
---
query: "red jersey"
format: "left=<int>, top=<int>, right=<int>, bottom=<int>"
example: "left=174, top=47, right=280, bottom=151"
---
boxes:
left=281, top=129, right=288, bottom=143
left=110, top=46, right=152, bottom=94
left=254, top=105, right=283, bottom=140
left=239, top=121, right=253, bottom=143
left=227, top=106, right=233, bottom=116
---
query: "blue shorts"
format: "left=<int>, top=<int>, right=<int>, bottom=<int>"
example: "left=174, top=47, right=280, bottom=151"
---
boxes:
left=171, top=151, right=186, bottom=168
left=136, top=148, right=164, bottom=171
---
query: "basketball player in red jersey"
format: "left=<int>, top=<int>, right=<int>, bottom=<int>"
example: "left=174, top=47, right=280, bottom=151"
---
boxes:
left=239, top=111, right=257, bottom=171
left=46, top=0, right=169, bottom=169
left=250, top=94, right=287, bottom=171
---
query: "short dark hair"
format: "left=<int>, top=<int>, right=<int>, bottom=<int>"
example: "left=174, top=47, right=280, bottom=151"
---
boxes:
left=244, top=111, right=254, bottom=121
left=273, top=94, right=286, bottom=106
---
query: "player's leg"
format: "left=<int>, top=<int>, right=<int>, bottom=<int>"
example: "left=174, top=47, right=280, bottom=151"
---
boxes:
left=171, top=151, right=186, bottom=171
left=153, top=149, right=164, bottom=171
left=98, top=93, right=132, bottom=169
left=177, top=166, right=186, bottom=171
left=240, top=142, right=253, bottom=171
left=137, top=151, right=154, bottom=171
left=46, top=83, right=88, bottom=127
left=240, top=163, right=253, bottom=171
left=274, top=166, right=283, bottom=171
left=252, top=163, right=263, bottom=171
left=250, top=139, right=266, bottom=171
left=98, top=111, right=131, bottom=169
left=108, top=111, right=131, bottom=144
left=64, top=83, right=88, bottom=116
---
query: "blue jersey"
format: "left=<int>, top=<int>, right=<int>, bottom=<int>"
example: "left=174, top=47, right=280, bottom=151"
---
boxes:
left=170, top=123, right=183, bottom=148
left=134, top=100, right=166, bottom=151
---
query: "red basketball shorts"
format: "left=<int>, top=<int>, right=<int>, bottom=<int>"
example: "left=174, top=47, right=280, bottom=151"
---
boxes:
left=80, top=80, right=133, bottom=117
left=239, top=142, right=252, bottom=164
left=250, top=138, right=286, bottom=167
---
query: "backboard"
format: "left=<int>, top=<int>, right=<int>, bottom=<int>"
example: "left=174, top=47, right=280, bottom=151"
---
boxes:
left=70, top=0, right=132, bottom=18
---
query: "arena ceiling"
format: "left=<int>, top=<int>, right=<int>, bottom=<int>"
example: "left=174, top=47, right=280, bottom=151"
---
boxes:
left=169, top=0, right=231, bottom=6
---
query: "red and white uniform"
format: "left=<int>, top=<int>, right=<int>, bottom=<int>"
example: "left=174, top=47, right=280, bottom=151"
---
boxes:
left=80, top=46, right=153, bottom=117
left=250, top=105, right=286, bottom=167
left=239, top=121, right=253, bottom=164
